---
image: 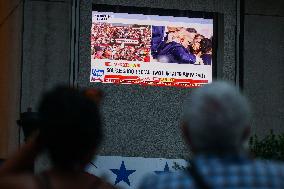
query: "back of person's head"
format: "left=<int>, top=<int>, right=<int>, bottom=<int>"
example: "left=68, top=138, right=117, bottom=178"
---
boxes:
left=200, top=38, right=212, bottom=54
left=182, top=81, right=251, bottom=154
left=186, top=28, right=197, bottom=33
left=194, top=34, right=205, bottom=40
left=38, top=86, right=102, bottom=170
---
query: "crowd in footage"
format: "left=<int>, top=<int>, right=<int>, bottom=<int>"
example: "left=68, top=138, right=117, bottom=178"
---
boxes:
left=91, top=23, right=151, bottom=62
left=151, top=26, right=213, bottom=65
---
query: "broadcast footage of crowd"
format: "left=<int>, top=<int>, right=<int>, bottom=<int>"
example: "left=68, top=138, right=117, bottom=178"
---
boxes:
left=90, top=12, right=213, bottom=88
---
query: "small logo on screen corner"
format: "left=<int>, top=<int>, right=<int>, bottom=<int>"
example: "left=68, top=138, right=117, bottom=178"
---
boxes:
left=91, top=69, right=104, bottom=77
left=95, top=14, right=111, bottom=21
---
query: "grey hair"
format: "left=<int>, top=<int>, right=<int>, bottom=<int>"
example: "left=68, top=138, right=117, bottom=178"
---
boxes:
left=183, top=81, right=251, bottom=152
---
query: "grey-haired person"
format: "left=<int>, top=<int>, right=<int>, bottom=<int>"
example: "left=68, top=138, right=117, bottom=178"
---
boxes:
left=140, top=81, right=284, bottom=189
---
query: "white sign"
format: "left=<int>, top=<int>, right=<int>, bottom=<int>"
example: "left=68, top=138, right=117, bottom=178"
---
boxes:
left=86, top=156, right=188, bottom=189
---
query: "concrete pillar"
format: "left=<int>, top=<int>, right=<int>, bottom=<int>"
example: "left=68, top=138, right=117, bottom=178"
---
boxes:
left=243, top=0, right=284, bottom=136
left=21, top=0, right=72, bottom=112
left=0, top=0, right=23, bottom=158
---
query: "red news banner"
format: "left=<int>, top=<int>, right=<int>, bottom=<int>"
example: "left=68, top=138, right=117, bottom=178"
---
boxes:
left=90, top=61, right=210, bottom=88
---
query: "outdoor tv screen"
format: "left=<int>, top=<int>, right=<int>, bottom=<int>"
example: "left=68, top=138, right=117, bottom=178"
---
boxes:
left=90, top=7, right=214, bottom=88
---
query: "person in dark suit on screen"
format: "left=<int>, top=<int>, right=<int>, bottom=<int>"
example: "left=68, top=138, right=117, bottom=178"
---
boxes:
left=151, top=26, right=165, bottom=59
left=156, top=29, right=196, bottom=64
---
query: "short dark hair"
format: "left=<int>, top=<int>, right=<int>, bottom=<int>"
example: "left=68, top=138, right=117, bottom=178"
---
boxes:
left=186, top=28, right=197, bottom=33
left=38, top=86, right=102, bottom=170
left=200, top=38, right=212, bottom=54
left=194, top=34, right=205, bottom=39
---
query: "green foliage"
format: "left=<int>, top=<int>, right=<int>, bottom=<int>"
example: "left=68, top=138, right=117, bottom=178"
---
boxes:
left=249, top=130, right=284, bottom=161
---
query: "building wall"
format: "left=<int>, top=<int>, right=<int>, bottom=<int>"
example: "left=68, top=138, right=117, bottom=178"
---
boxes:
left=243, top=0, right=284, bottom=136
left=21, top=0, right=71, bottom=112
left=0, top=0, right=22, bottom=158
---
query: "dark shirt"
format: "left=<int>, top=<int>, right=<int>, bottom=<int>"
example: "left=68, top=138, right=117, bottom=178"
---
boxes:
left=151, top=26, right=165, bottom=59
left=201, top=54, right=212, bottom=65
left=157, top=42, right=196, bottom=64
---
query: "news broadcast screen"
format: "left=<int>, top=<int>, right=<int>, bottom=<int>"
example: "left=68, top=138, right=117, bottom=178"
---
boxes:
left=90, top=11, right=214, bottom=88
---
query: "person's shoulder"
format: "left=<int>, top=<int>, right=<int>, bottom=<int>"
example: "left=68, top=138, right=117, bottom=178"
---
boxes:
left=168, top=41, right=183, bottom=48
left=253, top=159, right=284, bottom=170
left=0, top=173, right=39, bottom=189
left=242, top=159, right=284, bottom=179
left=139, top=171, right=193, bottom=189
